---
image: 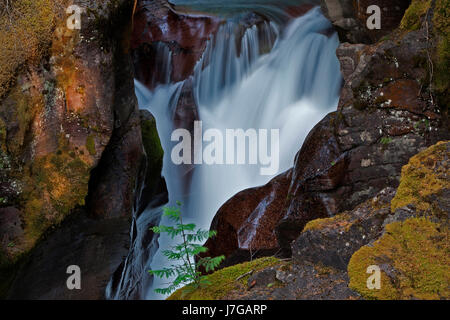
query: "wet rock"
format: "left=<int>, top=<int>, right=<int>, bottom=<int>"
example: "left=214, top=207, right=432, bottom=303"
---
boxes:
left=235, top=262, right=358, bottom=300
left=131, top=0, right=222, bottom=87
left=204, top=170, right=292, bottom=267
left=137, top=110, right=167, bottom=214
left=86, top=48, right=144, bottom=219
left=7, top=209, right=130, bottom=300
left=0, top=0, right=155, bottom=299
left=247, top=268, right=277, bottom=289
left=291, top=188, right=396, bottom=270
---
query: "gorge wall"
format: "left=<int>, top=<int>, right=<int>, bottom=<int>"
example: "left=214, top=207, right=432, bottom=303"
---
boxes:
left=0, top=0, right=165, bottom=299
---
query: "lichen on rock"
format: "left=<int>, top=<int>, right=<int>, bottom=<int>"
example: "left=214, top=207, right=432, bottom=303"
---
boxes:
left=390, top=141, right=449, bottom=218
left=400, top=0, right=432, bottom=31
left=348, top=217, right=449, bottom=300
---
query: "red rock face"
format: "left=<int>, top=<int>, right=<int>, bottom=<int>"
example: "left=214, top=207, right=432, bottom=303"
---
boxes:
left=204, top=170, right=292, bottom=266
left=131, top=0, right=222, bottom=88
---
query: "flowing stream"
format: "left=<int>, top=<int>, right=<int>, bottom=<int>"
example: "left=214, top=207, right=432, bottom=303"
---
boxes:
left=109, top=5, right=342, bottom=300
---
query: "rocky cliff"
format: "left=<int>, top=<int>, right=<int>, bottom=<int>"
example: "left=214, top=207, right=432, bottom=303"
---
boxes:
left=0, top=0, right=165, bottom=299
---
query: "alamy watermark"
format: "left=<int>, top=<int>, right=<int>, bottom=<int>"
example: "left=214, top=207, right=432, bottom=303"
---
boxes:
left=66, top=265, right=81, bottom=290
left=366, top=265, right=381, bottom=290
left=170, top=121, right=280, bottom=176
left=66, top=5, right=84, bottom=30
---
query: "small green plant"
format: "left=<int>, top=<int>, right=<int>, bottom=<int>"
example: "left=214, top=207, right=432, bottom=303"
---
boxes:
left=380, top=137, right=393, bottom=145
left=149, top=202, right=225, bottom=295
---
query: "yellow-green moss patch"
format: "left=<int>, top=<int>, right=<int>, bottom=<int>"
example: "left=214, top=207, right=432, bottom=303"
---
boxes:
left=432, top=0, right=450, bottom=108
left=85, top=134, right=97, bottom=156
left=303, top=213, right=352, bottom=232
left=168, top=257, right=282, bottom=300
left=141, top=116, right=164, bottom=181
left=400, top=0, right=432, bottom=31
left=22, top=136, right=90, bottom=244
left=0, top=0, right=64, bottom=97
left=348, top=217, right=449, bottom=300
left=390, top=141, right=449, bottom=216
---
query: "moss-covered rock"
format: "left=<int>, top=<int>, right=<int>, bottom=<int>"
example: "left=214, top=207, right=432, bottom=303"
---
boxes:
left=348, top=142, right=449, bottom=300
left=137, top=109, right=166, bottom=213
left=0, top=0, right=61, bottom=98
left=140, top=111, right=163, bottom=185
left=348, top=217, right=449, bottom=300
left=390, top=141, right=449, bottom=218
left=167, top=257, right=282, bottom=300
left=22, top=136, right=90, bottom=244
left=85, top=134, right=97, bottom=156
left=400, top=0, right=432, bottom=31
left=293, top=188, right=396, bottom=271
left=432, top=0, right=450, bottom=109
left=303, top=213, right=353, bottom=233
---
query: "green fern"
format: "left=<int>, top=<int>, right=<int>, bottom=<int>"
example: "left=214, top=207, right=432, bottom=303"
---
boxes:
left=148, top=202, right=225, bottom=294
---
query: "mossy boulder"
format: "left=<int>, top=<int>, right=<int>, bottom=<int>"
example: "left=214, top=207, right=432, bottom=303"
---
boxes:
left=292, top=188, right=396, bottom=271
left=348, top=141, right=450, bottom=300
left=391, top=141, right=449, bottom=219
left=140, top=110, right=163, bottom=186
left=0, top=0, right=60, bottom=98
left=348, top=217, right=449, bottom=300
left=22, top=139, right=91, bottom=241
left=167, top=257, right=282, bottom=300
left=400, top=0, right=432, bottom=31
left=137, top=109, right=166, bottom=213
left=432, top=0, right=450, bottom=109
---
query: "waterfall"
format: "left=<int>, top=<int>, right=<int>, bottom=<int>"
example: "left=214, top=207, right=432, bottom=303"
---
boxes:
left=116, top=7, right=341, bottom=300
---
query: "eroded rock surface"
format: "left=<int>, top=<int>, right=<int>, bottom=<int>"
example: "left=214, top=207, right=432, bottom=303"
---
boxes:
left=0, top=0, right=165, bottom=299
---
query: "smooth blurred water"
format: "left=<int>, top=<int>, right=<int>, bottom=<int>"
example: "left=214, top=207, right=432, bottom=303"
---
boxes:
left=118, top=7, right=341, bottom=300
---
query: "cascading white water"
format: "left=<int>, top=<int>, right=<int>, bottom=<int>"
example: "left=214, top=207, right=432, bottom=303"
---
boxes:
left=133, top=7, right=342, bottom=299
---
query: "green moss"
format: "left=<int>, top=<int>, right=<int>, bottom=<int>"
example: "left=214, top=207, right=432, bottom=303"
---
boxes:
left=400, top=0, right=432, bottom=31
left=380, top=137, right=393, bottom=145
left=0, top=0, right=61, bottom=98
left=391, top=141, right=449, bottom=216
left=432, top=0, right=450, bottom=109
left=303, top=213, right=352, bottom=232
left=22, top=136, right=90, bottom=244
left=141, top=117, right=164, bottom=183
left=85, top=135, right=97, bottom=156
left=348, top=217, right=449, bottom=300
left=168, top=257, right=282, bottom=300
